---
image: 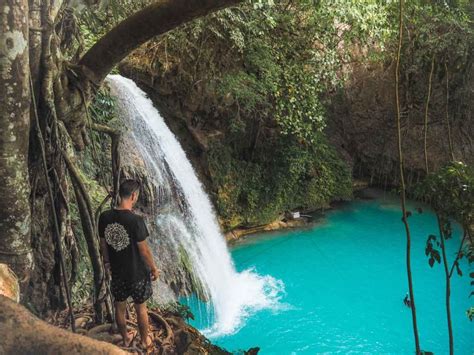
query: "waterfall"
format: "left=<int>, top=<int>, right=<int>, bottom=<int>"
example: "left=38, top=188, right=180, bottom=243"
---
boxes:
left=106, top=75, right=283, bottom=337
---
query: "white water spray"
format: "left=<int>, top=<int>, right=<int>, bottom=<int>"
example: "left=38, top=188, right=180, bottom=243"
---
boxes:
left=107, top=75, right=283, bottom=336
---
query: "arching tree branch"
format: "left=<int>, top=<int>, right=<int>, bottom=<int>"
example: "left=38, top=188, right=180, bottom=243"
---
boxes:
left=78, top=0, right=243, bottom=84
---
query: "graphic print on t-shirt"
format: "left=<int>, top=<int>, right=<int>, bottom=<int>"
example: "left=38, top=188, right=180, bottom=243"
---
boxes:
left=99, top=209, right=150, bottom=281
left=104, top=222, right=130, bottom=251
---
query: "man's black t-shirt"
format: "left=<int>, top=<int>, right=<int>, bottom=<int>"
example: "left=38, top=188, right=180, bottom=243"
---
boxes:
left=98, top=209, right=149, bottom=282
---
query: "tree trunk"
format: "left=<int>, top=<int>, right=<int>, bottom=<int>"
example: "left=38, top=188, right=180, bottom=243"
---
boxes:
left=0, top=0, right=33, bottom=286
left=0, top=295, right=125, bottom=354
left=79, top=0, right=243, bottom=84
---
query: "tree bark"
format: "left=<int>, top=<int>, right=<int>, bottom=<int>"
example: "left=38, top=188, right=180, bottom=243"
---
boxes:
left=0, top=0, right=33, bottom=285
left=79, top=0, right=243, bottom=84
left=0, top=295, right=125, bottom=354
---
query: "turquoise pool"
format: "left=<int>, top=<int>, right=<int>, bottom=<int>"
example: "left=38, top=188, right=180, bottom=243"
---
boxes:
left=185, top=195, right=473, bottom=354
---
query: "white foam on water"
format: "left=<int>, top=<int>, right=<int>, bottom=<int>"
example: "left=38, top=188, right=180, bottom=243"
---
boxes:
left=107, top=75, right=284, bottom=337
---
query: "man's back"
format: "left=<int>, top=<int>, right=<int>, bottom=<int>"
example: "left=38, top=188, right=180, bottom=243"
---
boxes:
left=99, top=179, right=158, bottom=349
left=98, top=209, right=149, bottom=282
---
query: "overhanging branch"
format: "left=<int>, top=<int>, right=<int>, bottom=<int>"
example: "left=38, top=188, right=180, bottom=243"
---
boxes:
left=78, top=0, right=243, bottom=84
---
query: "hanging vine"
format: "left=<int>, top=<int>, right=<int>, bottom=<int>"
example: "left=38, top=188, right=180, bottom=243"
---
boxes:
left=30, top=75, right=75, bottom=332
left=444, top=61, right=455, bottom=161
left=395, top=0, right=421, bottom=353
left=436, top=214, right=454, bottom=355
left=423, top=55, right=435, bottom=174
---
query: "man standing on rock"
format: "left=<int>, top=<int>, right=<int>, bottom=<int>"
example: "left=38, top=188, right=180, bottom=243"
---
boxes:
left=99, top=179, right=160, bottom=350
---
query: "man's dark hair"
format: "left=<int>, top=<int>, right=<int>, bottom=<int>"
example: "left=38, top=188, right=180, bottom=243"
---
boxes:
left=119, top=179, right=140, bottom=199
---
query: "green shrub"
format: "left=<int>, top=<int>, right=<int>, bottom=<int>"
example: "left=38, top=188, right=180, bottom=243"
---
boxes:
left=208, top=135, right=352, bottom=229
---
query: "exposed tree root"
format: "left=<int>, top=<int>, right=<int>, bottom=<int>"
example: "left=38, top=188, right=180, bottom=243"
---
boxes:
left=61, top=141, right=112, bottom=322
left=149, top=312, right=174, bottom=346
left=50, top=303, right=232, bottom=355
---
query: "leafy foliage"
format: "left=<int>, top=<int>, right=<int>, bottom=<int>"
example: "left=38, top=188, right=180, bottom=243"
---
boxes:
left=208, top=135, right=352, bottom=228
left=125, top=0, right=392, bottom=139
left=77, top=0, right=472, bottom=232
left=119, top=1, right=397, bottom=226
left=425, top=234, right=441, bottom=268
left=149, top=301, right=195, bottom=321
left=415, top=162, right=473, bottom=226
left=400, top=2, right=472, bottom=68
left=467, top=307, right=474, bottom=322
left=415, top=161, right=474, bottom=319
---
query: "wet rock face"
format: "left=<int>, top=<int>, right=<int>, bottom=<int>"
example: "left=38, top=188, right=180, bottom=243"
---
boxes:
left=116, top=114, right=198, bottom=303
left=0, top=264, right=19, bottom=302
left=327, top=61, right=473, bottom=187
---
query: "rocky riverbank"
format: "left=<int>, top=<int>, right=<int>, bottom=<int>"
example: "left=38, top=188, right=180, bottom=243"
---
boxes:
left=225, top=217, right=309, bottom=243
left=224, top=179, right=370, bottom=243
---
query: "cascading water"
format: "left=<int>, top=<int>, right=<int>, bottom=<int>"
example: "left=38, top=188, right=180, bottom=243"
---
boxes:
left=106, top=75, right=283, bottom=337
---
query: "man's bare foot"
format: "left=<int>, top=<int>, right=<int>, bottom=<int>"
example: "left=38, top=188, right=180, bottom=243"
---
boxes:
left=122, top=331, right=134, bottom=347
left=140, top=334, right=153, bottom=349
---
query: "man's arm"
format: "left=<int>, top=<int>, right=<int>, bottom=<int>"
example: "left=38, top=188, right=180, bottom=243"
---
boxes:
left=99, top=238, right=112, bottom=276
left=100, top=238, right=110, bottom=264
left=137, top=240, right=159, bottom=281
left=98, top=214, right=111, bottom=274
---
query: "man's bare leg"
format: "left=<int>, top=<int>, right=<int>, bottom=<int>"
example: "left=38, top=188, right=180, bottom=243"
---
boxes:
left=134, top=302, right=151, bottom=348
left=115, top=301, right=133, bottom=346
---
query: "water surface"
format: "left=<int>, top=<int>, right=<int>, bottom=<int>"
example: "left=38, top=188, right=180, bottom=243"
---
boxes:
left=186, top=195, right=473, bottom=354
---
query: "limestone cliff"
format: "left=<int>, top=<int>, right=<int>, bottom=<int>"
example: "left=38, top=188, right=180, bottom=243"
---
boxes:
left=327, top=60, right=473, bottom=188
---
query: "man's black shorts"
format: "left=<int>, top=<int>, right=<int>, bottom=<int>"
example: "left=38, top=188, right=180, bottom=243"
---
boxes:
left=111, top=273, right=153, bottom=304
